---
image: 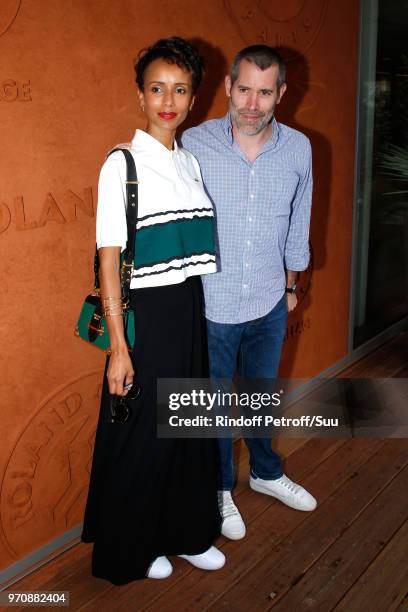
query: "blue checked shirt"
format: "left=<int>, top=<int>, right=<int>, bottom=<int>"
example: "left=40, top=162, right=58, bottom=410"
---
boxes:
left=181, top=113, right=312, bottom=324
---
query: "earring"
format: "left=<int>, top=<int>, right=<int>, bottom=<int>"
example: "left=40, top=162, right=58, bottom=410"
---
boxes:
left=140, top=104, right=145, bottom=112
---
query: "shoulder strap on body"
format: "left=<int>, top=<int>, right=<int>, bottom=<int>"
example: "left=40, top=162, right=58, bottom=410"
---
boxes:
left=93, top=148, right=139, bottom=303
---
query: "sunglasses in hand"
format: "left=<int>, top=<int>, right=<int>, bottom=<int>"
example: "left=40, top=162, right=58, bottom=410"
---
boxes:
left=109, top=382, right=142, bottom=423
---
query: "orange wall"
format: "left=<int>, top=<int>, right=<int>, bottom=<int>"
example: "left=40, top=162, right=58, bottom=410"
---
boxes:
left=0, top=0, right=359, bottom=570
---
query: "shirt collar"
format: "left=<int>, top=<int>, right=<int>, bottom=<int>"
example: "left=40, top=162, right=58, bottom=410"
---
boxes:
left=221, top=112, right=281, bottom=151
left=131, top=129, right=178, bottom=154
left=221, top=113, right=234, bottom=145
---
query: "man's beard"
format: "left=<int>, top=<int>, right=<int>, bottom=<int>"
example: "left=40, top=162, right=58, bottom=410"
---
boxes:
left=230, top=101, right=275, bottom=136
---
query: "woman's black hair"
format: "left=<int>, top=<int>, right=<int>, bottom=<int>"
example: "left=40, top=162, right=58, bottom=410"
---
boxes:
left=135, top=37, right=204, bottom=94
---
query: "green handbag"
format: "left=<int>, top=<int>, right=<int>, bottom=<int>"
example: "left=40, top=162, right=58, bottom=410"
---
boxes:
left=75, top=148, right=139, bottom=351
left=75, top=290, right=136, bottom=351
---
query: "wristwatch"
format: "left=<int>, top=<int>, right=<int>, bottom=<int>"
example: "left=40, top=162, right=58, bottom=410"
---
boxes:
left=285, top=285, right=297, bottom=295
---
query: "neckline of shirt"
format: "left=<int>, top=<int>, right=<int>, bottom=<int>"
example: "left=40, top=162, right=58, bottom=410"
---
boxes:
left=131, top=129, right=178, bottom=155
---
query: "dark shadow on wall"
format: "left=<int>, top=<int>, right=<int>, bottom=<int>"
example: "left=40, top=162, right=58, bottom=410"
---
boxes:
left=275, top=47, right=332, bottom=377
left=178, top=38, right=228, bottom=133
left=177, top=38, right=228, bottom=272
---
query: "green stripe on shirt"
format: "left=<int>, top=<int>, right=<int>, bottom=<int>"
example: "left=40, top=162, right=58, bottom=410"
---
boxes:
left=134, top=217, right=215, bottom=268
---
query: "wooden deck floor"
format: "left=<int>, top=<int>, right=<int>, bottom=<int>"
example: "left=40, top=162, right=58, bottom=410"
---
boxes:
left=8, top=333, right=408, bottom=611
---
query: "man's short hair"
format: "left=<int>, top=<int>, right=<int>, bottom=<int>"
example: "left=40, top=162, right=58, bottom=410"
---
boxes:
left=230, top=45, right=286, bottom=87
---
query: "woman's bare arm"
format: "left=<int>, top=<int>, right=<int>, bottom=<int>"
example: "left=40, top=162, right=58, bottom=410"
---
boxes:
left=99, top=246, right=134, bottom=396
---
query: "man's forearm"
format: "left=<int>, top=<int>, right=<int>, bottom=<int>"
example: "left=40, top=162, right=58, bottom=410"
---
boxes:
left=286, top=270, right=297, bottom=288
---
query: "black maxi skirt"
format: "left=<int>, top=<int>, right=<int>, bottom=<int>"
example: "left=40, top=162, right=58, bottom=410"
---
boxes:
left=82, top=276, right=221, bottom=585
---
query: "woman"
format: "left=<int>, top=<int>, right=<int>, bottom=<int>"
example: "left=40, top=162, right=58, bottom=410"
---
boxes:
left=82, top=37, right=224, bottom=584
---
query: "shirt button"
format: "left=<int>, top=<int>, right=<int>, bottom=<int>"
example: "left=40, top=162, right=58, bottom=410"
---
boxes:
left=248, top=217, right=252, bottom=222
left=250, top=194, right=254, bottom=199
left=245, top=263, right=250, bottom=268
left=247, top=240, right=251, bottom=246
left=251, top=170, right=255, bottom=176
left=243, top=284, right=247, bottom=289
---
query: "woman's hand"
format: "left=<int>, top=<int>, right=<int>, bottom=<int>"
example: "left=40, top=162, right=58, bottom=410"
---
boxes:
left=107, top=348, right=134, bottom=396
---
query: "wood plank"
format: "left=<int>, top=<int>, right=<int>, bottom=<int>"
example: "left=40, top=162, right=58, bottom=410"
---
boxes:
left=8, top=332, right=406, bottom=611
left=137, top=439, right=385, bottom=612
left=346, top=339, right=405, bottom=376
left=394, top=363, right=408, bottom=378
left=234, top=437, right=341, bottom=499
left=79, top=438, right=347, bottom=611
left=8, top=443, right=243, bottom=598
left=3, top=541, right=89, bottom=593
left=73, top=438, right=310, bottom=611
left=232, top=439, right=346, bottom=542
left=204, top=439, right=408, bottom=612
left=9, top=551, right=110, bottom=612
left=266, top=462, right=408, bottom=610
left=234, top=439, right=308, bottom=492
left=8, top=437, right=308, bottom=610
left=334, top=519, right=408, bottom=612
left=344, top=334, right=407, bottom=378
left=271, top=437, right=308, bottom=461
left=394, top=593, right=408, bottom=611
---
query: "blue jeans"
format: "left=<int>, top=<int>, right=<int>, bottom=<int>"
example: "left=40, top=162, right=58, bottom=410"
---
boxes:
left=206, top=295, right=287, bottom=490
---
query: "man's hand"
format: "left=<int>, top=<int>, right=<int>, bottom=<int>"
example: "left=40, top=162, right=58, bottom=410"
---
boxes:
left=286, top=270, right=298, bottom=312
left=286, top=293, right=297, bottom=312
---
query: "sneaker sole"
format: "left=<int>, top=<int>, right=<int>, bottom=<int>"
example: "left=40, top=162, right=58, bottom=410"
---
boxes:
left=147, top=569, right=173, bottom=579
left=146, top=566, right=173, bottom=579
left=249, top=478, right=317, bottom=511
left=221, top=525, right=246, bottom=540
left=178, top=555, right=226, bottom=570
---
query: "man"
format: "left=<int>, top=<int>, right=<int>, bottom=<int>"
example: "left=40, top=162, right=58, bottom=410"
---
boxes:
left=182, top=45, right=316, bottom=540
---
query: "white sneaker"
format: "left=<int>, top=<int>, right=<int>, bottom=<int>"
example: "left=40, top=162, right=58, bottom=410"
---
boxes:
left=179, top=546, right=225, bottom=570
left=250, top=473, right=317, bottom=511
left=218, top=490, right=246, bottom=540
left=146, top=556, right=173, bottom=579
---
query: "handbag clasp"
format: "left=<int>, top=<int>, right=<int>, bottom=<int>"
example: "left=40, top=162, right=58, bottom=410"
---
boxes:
left=88, top=323, right=105, bottom=336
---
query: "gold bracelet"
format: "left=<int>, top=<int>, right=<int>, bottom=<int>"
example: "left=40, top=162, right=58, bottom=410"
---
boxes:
left=103, top=307, right=123, bottom=315
left=105, top=312, right=124, bottom=317
left=103, top=304, right=123, bottom=315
